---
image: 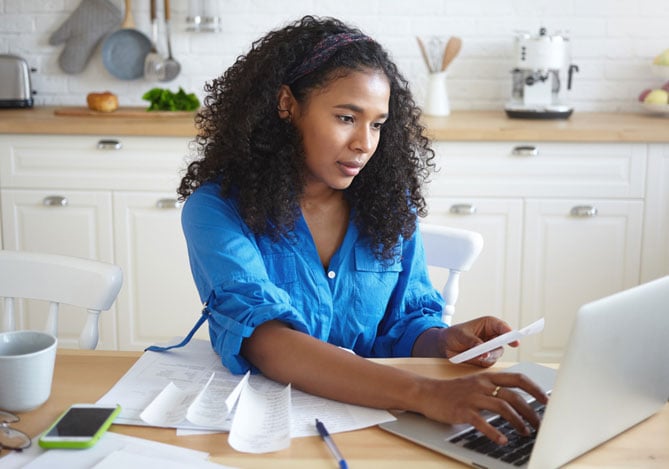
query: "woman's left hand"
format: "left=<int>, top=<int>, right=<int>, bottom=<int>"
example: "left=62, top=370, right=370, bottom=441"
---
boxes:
left=440, top=316, right=519, bottom=367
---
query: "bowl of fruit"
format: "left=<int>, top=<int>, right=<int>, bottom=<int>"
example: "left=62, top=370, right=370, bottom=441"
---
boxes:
left=639, top=48, right=669, bottom=115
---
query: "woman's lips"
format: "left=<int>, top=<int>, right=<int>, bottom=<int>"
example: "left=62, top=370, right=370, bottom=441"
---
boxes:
left=338, top=161, right=364, bottom=177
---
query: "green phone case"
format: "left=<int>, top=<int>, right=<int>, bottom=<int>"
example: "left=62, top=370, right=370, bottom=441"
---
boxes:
left=38, top=404, right=121, bottom=449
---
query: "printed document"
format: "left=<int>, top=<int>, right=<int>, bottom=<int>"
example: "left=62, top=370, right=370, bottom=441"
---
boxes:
left=0, top=431, right=228, bottom=469
left=96, top=339, right=394, bottom=452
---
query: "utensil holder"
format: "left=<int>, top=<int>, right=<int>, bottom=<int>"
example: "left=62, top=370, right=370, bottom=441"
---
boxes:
left=424, top=71, right=450, bottom=116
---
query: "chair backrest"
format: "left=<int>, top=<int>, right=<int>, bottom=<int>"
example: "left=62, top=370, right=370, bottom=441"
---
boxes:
left=0, top=250, right=123, bottom=349
left=419, top=223, right=483, bottom=325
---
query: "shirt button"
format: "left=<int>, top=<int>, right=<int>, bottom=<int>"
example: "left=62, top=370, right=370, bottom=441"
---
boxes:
left=327, top=270, right=336, bottom=279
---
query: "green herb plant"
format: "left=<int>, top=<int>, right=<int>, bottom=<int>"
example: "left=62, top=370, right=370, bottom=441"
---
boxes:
left=142, top=87, right=200, bottom=111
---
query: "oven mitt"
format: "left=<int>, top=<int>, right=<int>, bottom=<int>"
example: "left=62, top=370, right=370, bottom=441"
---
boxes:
left=49, top=0, right=122, bottom=74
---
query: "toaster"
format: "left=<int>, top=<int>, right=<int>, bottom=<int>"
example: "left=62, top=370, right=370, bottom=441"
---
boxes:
left=0, top=54, right=34, bottom=108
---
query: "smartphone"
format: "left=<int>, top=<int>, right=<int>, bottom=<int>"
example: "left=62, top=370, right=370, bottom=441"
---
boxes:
left=38, top=403, right=121, bottom=449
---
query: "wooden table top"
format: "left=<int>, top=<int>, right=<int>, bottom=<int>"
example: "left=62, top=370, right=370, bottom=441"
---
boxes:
left=3, top=349, right=668, bottom=468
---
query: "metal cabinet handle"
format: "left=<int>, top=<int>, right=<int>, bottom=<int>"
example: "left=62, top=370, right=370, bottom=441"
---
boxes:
left=155, top=198, right=182, bottom=209
left=511, top=145, right=539, bottom=157
left=96, top=139, right=123, bottom=150
left=449, top=203, right=477, bottom=215
left=43, top=195, right=68, bottom=207
left=570, top=205, right=598, bottom=217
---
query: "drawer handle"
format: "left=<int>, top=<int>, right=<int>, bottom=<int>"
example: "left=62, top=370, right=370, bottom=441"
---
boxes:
left=570, top=205, right=598, bottom=217
left=43, top=196, right=68, bottom=207
left=511, top=145, right=538, bottom=157
left=449, top=203, right=477, bottom=215
left=97, top=139, right=123, bottom=150
left=155, top=198, right=182, bottom=209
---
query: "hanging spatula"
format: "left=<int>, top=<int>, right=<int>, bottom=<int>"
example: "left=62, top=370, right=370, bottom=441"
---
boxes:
left=160, top=0, right=181, bottom=82
left=144, top=0, right=164, bottom=80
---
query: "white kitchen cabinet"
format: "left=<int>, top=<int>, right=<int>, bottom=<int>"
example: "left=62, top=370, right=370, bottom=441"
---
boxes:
left=641, top=144, right=669, bottom=283
left=113, top=192, right=204, bottom=350
left=520, top=199, right=643, bottom=362
left=0, top=135, right=201, bottom=350
left=428, top=141, right=647, bottom=362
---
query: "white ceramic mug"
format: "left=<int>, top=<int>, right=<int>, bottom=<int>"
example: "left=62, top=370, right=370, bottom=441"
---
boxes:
left=0, top=330, right=57, bottom=412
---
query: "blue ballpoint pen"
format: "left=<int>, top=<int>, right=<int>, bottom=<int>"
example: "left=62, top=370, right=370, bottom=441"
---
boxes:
left=315, top=418, right=348, bottom=469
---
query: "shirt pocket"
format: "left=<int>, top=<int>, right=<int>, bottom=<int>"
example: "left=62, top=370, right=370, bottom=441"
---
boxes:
left=353, top=245, right=403, bottom=303
left=354, top=245, right=403, bottom=276
left=263, top=253, right=298, bottom=287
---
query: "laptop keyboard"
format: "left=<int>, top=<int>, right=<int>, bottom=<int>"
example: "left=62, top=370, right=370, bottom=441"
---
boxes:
left=448, top=403, right=546, bottom=467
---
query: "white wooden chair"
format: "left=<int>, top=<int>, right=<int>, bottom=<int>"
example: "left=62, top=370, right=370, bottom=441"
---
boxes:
left=0, top=250, right=123, bottom=349
left=419, top=223, right=483, bottom=325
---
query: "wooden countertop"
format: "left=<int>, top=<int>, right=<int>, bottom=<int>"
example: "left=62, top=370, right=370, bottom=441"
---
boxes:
left=0, top=106, right=667, bottom=142
left=0, top=106, right=198, bottom=137
left=422, top=110, right=669, bottom=142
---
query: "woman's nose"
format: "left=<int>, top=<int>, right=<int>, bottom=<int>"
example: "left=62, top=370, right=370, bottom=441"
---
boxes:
left=351, top=127, right=375, bottom=154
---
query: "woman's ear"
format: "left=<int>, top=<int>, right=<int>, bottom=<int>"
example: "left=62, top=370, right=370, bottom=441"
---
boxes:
left=277, top=85, right=296, bottom=121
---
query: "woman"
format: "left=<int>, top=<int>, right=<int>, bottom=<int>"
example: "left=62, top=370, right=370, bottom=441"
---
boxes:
left=177, top=15, right=547, bottom=445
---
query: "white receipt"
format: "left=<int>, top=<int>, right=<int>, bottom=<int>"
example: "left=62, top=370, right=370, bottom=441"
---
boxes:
left=449, top=317, right=545, bottom=364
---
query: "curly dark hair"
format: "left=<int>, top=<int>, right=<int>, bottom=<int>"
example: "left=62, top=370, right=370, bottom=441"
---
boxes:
left=178, top=15, right=435, bottom=261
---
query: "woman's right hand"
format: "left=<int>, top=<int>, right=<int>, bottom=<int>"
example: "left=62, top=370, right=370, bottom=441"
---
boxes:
left=243, top=321, right=548, bottom=445
left=416, top=371, right=549, bottom=445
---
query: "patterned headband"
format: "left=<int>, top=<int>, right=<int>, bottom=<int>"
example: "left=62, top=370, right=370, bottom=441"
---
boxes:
left=286, top=32, right=374, bottom=84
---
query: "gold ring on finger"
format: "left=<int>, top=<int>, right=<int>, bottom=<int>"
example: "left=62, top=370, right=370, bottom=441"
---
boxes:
left=492, top=385, right=501, bottom=397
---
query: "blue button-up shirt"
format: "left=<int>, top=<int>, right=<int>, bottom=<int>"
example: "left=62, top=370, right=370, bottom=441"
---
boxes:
left=181, top=182, right=446, bottom=374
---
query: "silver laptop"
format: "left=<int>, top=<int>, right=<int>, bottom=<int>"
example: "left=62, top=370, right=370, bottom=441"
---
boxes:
left=380, top=276, right=669, bottom=469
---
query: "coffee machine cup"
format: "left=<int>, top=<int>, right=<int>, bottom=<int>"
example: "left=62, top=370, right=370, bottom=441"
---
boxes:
left=505, top=27, right=579, bottom=119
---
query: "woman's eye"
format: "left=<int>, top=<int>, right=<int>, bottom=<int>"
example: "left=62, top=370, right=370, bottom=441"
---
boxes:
left=372, top=121, right=385, bottom=130
left=338, top=115, right=354, bottom=123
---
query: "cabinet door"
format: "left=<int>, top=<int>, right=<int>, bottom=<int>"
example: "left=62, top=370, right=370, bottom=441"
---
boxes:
left=641, top=144, right=669, bottom=282
left=520, top=199, right=643, bottom=362
left=113, top=192, right=203, bottom=350
left=425, top=198, right=523, bottom=358
left=0, top=188, right=117, bottom=349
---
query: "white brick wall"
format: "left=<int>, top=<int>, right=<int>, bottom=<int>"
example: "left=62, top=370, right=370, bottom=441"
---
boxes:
left=1, top=0, right=668, bottom=112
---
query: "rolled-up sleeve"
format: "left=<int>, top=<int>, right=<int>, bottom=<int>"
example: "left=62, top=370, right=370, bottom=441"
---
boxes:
left=181, top=184, right=309, bottom=374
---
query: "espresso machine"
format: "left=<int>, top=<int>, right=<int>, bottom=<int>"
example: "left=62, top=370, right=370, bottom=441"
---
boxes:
left=504, top=27, right=579, bottom=119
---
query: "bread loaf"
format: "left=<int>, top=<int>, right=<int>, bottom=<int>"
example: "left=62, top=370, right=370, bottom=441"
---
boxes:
left=86, top=91, right=118, bottom=112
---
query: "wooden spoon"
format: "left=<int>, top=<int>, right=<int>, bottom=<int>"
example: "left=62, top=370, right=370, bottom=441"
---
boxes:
left=441, top=36, right=462, bottom=72
left=416, top=36, right=433, bottom=72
